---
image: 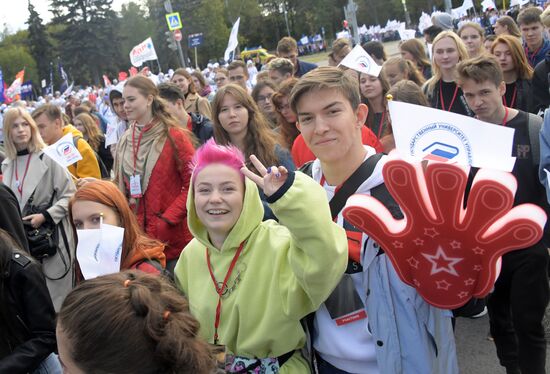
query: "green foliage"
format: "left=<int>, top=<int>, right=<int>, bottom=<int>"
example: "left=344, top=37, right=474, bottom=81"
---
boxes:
left=0, top=44, right=38, bottom=87
left=27, top=1, right=54, bottom=83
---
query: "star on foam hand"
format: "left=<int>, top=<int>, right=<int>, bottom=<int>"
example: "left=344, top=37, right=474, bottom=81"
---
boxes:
left=342, top=153, right=546, bottom=309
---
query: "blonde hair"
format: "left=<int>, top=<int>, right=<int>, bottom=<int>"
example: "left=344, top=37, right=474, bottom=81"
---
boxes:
left=426, top=31, right=470, bottom=92
left=3, top=108, right=46, bottom=160
left=74, top=112, right=103, bottom=151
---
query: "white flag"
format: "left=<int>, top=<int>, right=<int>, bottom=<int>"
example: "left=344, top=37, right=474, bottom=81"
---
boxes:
left=129, top=37, right=158, bottom=67
left=338, top=44, right=382, bottom=77
left=224, top=17, right=241, bottom=62
left=42, top=133, right=82, bottom=167
left=389, top=101, right=516, bottom=171
left=481, top=0, right=496, bottom=10
left=76, top=223, right=124, bottom=280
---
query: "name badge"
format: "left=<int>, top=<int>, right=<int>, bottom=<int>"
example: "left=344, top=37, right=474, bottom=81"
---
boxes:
left=129, top=175, right=142, bottom=198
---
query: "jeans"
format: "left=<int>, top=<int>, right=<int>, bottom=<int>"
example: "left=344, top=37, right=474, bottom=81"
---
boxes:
left=488, top=243, right=549, bottom=374
left=33, top=353, right=62, bottom=374
left=315, top=353, right=353, bottom=374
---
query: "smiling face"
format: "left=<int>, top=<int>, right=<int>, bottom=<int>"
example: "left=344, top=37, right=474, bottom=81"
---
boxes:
left=171, top=74, right=190, bottom=95
left=10, top=116, right=32, bottom=151
left=460, top=26, right=483, bottom=56
left=194, top=164, right=244, bottom=244
left=71, top=200, right=120, bottom=230
left=296, top=88, right=367, bottom=163
left=217, top=94, right=249, bottom=142
left=433, top=37, right=460, bottom=71
left=122, top=85, right=153, bottom=123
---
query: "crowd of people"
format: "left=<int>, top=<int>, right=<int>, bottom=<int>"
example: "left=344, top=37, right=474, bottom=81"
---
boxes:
left=1, top=4, right=550, bottom=374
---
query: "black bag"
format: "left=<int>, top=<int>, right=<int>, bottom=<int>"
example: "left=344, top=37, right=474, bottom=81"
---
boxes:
left=23, top=191, right=58, bottom=260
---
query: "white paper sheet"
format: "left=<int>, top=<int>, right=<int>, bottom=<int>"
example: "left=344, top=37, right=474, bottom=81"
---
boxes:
left=76, top=223, right=124, bottom=280
left=42, top=133, right=82, bottom=167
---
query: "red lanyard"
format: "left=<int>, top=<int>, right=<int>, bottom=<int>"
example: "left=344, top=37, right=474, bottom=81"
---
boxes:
left=501, top=107, right=509, bottom=127
left=439, top=80, right=459, bottom=112
left=377, top=111, right=386, bottom=139
left=131, top=122, right=153, bottom=174
left=206, top=241, right=245, bottom=345
left=525, top=45, right=542, bottom=66
left=502, top=84, right=517, bottom=108
left=14, top=154, right=32, bottom=197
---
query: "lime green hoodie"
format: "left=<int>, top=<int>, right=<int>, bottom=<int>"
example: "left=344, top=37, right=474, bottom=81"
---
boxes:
left=175, top=171, right=348, bottom=372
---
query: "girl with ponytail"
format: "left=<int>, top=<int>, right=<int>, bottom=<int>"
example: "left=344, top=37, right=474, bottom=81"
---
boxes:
left=115, top=75, right=196, bottom=274
left=57, top=270, right=214, bottom=374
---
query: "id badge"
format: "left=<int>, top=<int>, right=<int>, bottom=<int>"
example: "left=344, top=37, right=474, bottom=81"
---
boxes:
left=129, top=175, right=142, bottom=198
left=325, top=274, right=367, bottom=326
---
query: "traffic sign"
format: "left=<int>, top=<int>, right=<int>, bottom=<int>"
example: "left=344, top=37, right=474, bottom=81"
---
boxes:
left=174, top=29, right=182, bottom=42
left=166, top=12, right=182, bottom=31
left=188, top=33, right=204, bottom=48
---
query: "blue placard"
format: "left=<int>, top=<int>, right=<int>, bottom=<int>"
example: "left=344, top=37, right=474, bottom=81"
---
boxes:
left=188, top=33, right=204, bottom=48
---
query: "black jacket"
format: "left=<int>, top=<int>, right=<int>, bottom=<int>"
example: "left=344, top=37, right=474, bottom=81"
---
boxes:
left=0, top=252, right=57, bottom=373
left=530, top=53, right=550, bottom=115
left=0, top=184, right=29, bottom=252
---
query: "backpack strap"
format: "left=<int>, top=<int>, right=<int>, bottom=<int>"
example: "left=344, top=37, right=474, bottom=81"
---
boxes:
left=528, top=113, right=542, bottom=165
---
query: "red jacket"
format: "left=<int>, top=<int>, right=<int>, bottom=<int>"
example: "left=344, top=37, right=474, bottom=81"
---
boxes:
left=136, top=128, right=195, bottom=260
left=291, top=126, right=384, bottom=168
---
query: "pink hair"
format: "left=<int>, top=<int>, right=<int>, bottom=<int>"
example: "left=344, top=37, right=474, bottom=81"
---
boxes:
left=190, top=139, right=245, bottom=182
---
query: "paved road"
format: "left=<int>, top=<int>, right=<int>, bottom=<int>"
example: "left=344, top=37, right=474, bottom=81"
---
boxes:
left=455, top=308, right=550, bottom=373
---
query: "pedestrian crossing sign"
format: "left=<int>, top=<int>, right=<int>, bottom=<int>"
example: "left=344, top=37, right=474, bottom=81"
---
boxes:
left=166, top=12, right=182, bottom=31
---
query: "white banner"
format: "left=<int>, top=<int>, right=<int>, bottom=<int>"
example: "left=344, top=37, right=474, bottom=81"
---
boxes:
left=224, top=17, right=241, bottom=62
left=129, top=37, right=158, bottom=67
left=42, top=133, right=82, bottom=167
left=338, top=44, right=382, bottom=77
left=389, top=101, right=516, bottom=171
left=481, top=0, right=496, bottom=10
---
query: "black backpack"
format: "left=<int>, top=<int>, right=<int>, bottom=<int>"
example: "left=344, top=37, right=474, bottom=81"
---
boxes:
left=73, top=135, right=110, bottom=178
left=188, top=113, right=214, bottom=145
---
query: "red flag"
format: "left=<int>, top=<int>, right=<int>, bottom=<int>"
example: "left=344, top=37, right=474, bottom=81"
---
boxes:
left=6, top=69, right=25, bottom=100
left=129, top=67, right=138, bottom=77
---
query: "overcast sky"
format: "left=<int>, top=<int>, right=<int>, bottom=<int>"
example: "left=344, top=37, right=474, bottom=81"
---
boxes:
left=0, top=0, right=133, bottom=33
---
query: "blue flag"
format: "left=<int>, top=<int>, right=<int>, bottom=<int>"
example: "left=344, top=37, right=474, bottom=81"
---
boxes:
left=58, top=60, right=68, bottom=92
left=0, top=67, right=4, bottom=103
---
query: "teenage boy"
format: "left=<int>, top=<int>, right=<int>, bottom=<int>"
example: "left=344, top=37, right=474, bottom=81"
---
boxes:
left=517, top=7, right=550, bottom=68
left=290, top=66, right=457, bottom=374
left=227, top=60, right=250, bottom=92
left=267, top=57, right=294, bottom=87
left=457, top=55, right=549, bottom=374
left=277, top=37, right=317, bottom=77
left=158, top=82, right=213, bottom=144
left=32, top=104, right=100, bottom=179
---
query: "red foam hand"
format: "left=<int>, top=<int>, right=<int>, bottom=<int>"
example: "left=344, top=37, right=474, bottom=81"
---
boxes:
left=342, top=155, right=547, bottom=309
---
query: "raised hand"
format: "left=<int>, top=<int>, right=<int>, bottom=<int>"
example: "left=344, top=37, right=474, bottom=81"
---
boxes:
left=342, top=154, right=546, bottom=309
left=240, top=155, right=289, bottom=197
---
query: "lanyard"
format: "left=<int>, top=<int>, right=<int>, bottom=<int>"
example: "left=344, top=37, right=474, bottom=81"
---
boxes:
left=525, top=45, right=542, bottom=66
left=439, top=80, right=459, bottom=112
left=377, top=111, right=386, bottom=139
left=206, top=241, right=245, bottom=345
left=14, top=154, right=32, bottom=197
left=501, top=107, right=509, bottom=127
left=131, top=122, right=153, bottom=175
left=502, top=84, right=517, bottom=108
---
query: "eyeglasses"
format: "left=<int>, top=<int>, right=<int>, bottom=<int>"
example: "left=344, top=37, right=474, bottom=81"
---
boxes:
left=257, top=94, right=273, bottom=102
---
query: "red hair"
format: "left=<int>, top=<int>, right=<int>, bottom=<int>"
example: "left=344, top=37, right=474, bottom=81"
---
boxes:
left=69, top=180, right=164, bottom=271
left=190, top=138, right=245, bottom=183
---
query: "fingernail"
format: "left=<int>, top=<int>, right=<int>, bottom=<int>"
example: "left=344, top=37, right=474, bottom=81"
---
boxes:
left=275, top=173, right=281, bottom=178
left=267, top=168, right=272, bottom=174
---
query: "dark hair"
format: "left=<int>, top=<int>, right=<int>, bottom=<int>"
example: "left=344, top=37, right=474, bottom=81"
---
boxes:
left=227, top=60, right=248, bottom=77
left=251, top=80, right=278, bottom=103
left=363, top=41, right=387, bottom=62
left=191, top=70, right=207, bottom=90
left=360, top=71, right=391, bottom=134
left=212, top=84, right=279, bottom=174
left=423, top=25, right=444, bottom=41
left=57, top=270, right=214, bottom=374
left=109, top=89, right=123, bottom=107
left=172, top=68, right=196, bottom=95
left=517, top=7, right=542, bottom=26
left=158, top=82, right=185, bottom=104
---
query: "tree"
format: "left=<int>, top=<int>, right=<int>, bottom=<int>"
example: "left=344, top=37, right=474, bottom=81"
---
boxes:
left=27, top=1, right=54, bottom=85
left=0, top=44, right=38, bottom=88
left=50, top=0, right=124, bottom=84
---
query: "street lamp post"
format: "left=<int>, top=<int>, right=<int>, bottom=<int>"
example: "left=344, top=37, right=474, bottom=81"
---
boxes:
left=401, top=0, right=412, bottom=27
left=283, top=2, right=291, bottom=36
